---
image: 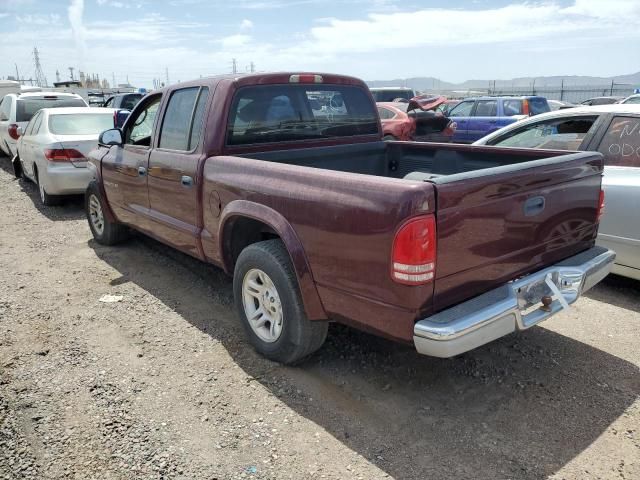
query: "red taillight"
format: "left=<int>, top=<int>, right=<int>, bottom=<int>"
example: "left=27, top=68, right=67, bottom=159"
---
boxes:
left=43, top=148, right=85, bottom=162
left=289, top=74, right=323, bottom=84
left=522, top=100, right=530, bottom=116
left=391, top=215, right=436, bottom=285
left=597, top=189, right=605, bottom=222
left=8, top=124, right=19, bottom=140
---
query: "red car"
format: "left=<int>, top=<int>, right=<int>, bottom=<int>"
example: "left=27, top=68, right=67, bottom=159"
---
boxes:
left=377, top=96, right=456, bottom=142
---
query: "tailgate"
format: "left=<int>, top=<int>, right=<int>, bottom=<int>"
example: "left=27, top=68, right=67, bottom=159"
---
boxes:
left=431, top=151, right=604, bottom=312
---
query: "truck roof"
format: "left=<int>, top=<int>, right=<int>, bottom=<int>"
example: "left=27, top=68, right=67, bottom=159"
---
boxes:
left=156, top=72, right=369, bottom=94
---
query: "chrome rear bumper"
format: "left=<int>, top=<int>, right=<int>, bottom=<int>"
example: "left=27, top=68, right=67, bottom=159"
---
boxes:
left=413, top=246, right=616, bottom=358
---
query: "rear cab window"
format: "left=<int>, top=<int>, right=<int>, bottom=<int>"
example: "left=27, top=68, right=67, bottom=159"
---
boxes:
left=226, top=85, right=378, bottom=146
left=596, top=116, right=640, bottom=167
left=16, top=96, right=87, bottom=122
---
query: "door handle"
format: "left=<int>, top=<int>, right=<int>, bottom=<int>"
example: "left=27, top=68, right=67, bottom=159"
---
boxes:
left=181, top=175, right=193, bottom=187
left=524, top=196, right=546, bottom=217
left=138, top=166, right=147, bottom=176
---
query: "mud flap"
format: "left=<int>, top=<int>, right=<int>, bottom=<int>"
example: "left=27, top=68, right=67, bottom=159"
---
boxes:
left=11, top=154, right=22, bottom=179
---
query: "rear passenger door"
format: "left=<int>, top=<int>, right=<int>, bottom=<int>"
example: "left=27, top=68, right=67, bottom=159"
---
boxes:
left=147, top=86, right=210, bottom=257
left=447, top=100, right=475, bottom=143
left=468, top=99, right=498, bottom=142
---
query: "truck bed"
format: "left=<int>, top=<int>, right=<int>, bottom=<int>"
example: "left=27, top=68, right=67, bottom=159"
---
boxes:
left=234, top=141, right=603, bottom=319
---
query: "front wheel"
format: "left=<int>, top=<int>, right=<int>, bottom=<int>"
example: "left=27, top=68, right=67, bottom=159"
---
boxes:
left=233, top=239, right=328, bottom=364
left=85, top=181, right=129, bottom=245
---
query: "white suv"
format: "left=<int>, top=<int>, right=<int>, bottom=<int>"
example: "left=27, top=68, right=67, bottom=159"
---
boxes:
left=0, top=92, right=88, bottom=157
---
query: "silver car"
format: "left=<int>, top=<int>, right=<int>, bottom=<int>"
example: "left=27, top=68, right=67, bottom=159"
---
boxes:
left=474, top=104, right=640, bottom=281
left=15, top=107, right=117, bottom=206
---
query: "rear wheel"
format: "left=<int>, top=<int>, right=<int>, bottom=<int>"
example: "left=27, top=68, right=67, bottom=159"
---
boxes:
left=35, top=169, right=61, bottom=206
left=233, top=239, right=328, bottom=364
left=85, top=181, right=129, bottom=245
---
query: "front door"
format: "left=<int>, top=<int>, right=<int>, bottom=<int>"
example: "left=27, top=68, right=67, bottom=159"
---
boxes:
left=101, top=93, right=162, bottom=226
left=147, top=86, right=210, bottom=257
left=447, top=100, right=474, bottom=143
left=468, top=99, right=498, bottom=142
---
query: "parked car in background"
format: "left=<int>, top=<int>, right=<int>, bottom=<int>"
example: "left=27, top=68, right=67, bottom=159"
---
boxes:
left=474, top=104, right=640, bottom=281
left=0, top=92, right=88, bottom=158
left=85, top=72, right=611, bottom=364
left=620, top=94, right=640, bottom=105
left=436, top=99, right=461, bottom=116
left=377, top=98, right=456, bottom=142
left=369, top=87, right=416, bottom=102
left=580, top=96, right=624, bottom=106
left=102, top=93, right=144, bottom=110
left=548, top=99, right=577, bottom=110
left=447, top=95, right=550, bottom=143
left=14, top=107, right=118, bottom=206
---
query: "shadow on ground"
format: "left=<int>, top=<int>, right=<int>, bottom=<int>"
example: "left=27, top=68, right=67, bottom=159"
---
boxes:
left=585, top=273, right=640, bottom=313
left=90, top=234, right=639, bottom=480
left=0, top=157, right=85, bottom=221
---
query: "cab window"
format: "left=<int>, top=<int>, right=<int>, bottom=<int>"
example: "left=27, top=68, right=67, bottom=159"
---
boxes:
left=125, top=94, right=161, bottom=147
left=596, top=116, right=640, bottom=167
left=158, top=87, right=209, bottom=151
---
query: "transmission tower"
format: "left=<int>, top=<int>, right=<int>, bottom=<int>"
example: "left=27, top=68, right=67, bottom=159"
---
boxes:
left=33, top=47, right=48, bottom=87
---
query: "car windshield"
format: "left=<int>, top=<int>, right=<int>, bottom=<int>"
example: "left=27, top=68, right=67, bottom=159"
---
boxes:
left=16, top=97, right=86, bottom=122
left=49, top=113, right=115, bottom=135
left=623, top=96, right=640, bottom=104
left=370, top=89, right=414, bottom=102
left=227, top=84, right=378, bottom=145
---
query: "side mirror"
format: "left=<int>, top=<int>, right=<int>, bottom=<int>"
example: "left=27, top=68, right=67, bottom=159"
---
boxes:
left=99, top=128, right=124, bottom=147
left=114, top=109, right=131, bottom=129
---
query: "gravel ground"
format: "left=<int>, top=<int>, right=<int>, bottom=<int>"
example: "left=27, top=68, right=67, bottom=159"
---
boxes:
left=0, top=155, right=638, bottom=480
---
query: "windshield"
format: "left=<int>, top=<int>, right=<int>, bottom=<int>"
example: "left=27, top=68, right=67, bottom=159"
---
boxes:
left=16, top=97, right=87, bottom=122
left=370, top=89, right=414, bottom=102
left=227, top=84, right=378, bottom=146
left=49, top=113, right=114, bottom=135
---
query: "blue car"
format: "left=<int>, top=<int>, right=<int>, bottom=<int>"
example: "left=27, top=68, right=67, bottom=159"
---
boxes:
left=447, top=96, right=550, bottom=143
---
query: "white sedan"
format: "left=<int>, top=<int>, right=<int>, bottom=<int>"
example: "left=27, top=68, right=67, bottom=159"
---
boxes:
left=474, top=104, right=640, bottom=281
left=15, top=107, right=117, bottom=206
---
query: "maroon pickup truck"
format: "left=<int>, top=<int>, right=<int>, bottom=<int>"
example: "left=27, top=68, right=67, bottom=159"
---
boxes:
left=85, top=72, right=614, bottom=364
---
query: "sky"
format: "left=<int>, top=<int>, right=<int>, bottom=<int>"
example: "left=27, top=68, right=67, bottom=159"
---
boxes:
left=0, top=0, right=639, bottom=89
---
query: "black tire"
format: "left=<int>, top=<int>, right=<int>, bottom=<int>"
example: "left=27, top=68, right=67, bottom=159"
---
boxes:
left=233, top=239, right=328, bottom=364
left=11, top=155, right=22, bottom=179
left=85, top=181, right=129, bottom=245
left=35, top=168, right=61, bottom=206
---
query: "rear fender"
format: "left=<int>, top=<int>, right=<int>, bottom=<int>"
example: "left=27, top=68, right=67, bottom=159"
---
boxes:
left=219, top=200, right=327, bottom=321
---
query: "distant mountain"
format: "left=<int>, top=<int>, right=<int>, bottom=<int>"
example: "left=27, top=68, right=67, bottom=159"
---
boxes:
left=367, top=72, right=640, bottom=91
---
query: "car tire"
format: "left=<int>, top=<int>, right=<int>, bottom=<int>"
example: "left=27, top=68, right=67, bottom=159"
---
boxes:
left=233, top=239, right=328, bottom=364
left=85, top=181, right=129, bottom=245
left=11, top=155, right=22, bottom=179
left=35, top=168, right=61, bottom=206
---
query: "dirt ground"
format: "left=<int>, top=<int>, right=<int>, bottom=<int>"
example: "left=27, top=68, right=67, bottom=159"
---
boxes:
left=0, top=156, right=638, bottom=480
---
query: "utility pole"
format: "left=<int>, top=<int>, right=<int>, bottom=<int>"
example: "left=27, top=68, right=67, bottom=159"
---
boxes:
left=33, top=47, right=47, bottom=87
left=55, top=70, right=61, bottom=83
left=165, top=67, right=169, bottom=86
left=250, top=61, right=255, bottom=73
left=112, top=72, right=116, bottom=88
left=15, top=64, right=20, bottom=84
left=231, top=58, right=237, bottom=74
left=68, top=66, right=75, bottom=81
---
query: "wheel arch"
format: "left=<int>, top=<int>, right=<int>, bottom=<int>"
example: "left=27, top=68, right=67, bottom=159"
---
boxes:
left=218, top=200, right=327, bottom=321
